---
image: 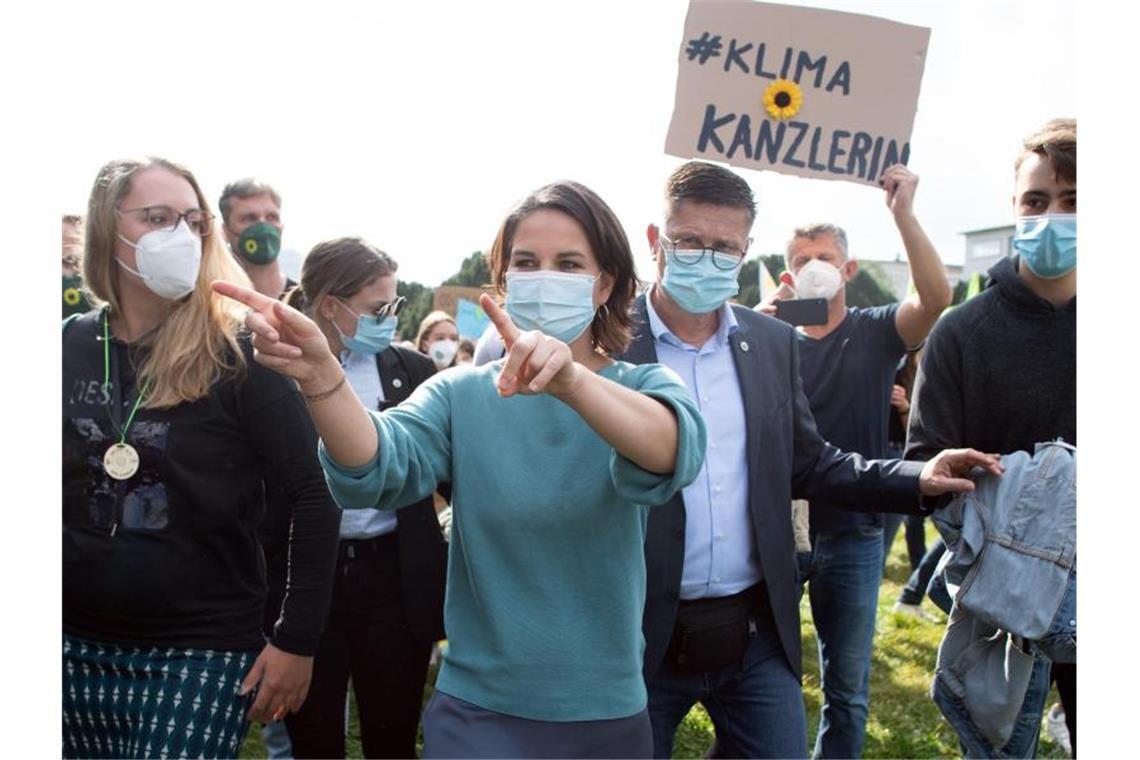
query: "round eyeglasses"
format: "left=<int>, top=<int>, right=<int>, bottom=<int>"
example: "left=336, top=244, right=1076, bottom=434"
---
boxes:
left=660, top=233, right=748, bottom=270
left=116, top=205, right=215, bottom=237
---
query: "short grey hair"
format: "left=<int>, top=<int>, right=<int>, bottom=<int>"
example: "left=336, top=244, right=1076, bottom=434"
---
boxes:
left=786, top=223, right=848, bottom=264
left=218, top=178, right=282, bottom=224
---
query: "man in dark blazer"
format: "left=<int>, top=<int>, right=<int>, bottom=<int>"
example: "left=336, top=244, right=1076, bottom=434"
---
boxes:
left=621, top=161, right=999, bottom=759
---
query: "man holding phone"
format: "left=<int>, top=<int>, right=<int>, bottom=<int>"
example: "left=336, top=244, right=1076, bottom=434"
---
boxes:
left=757, top=163, right=951, bottom=758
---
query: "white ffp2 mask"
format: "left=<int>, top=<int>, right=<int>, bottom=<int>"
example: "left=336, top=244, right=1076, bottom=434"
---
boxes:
left=793, top=259, right=844, bottom=301
left=117, top=220, right=202, bottom=300
left=428, top=339, right=459, bottom=369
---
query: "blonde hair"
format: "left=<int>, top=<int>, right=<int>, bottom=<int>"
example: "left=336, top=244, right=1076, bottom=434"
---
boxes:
left=416, top=310, right=458, bottom=353
left=83, top=157, right=252, bottom=409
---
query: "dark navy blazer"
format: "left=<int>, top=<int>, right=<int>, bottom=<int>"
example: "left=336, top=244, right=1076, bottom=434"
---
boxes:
left=621, top=294, right=925, bottom=680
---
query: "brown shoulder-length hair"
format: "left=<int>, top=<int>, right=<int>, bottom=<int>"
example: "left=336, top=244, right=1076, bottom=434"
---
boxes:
left=487, top=181, right=637, bottom=356
left=83, top=156, right=250, bottom=409
left=284, top=237, right=398, bottom=319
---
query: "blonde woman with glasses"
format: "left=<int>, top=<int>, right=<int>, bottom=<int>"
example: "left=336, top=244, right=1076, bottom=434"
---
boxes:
left=62, top=157, right=341, bottom=759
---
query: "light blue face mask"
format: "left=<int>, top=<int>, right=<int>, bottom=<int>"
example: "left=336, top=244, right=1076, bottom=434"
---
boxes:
left=333, top=299, right=397, bottom=355
left=505, top=270, right=599, bottom=344
left=1013, top=213, right=1076, bottom=280
left=661, top=251, right=741, bottom=314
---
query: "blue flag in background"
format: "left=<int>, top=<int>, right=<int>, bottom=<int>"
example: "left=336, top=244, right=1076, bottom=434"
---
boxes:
left=456, top=298, right=491, bottom=339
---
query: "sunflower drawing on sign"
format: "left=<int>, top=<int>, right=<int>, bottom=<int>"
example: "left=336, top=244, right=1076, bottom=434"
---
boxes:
left=763, top=79, right=803, bottom=120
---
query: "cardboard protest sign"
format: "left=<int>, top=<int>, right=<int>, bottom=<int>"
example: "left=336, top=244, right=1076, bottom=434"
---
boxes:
left=665, top=0, right=930, bottom=186
left=432, top=285, right=486, bottom=316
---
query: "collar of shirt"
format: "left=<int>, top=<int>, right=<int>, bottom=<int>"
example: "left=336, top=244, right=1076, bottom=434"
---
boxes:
left=340, top=350, right=386, bottom=406
left=645, top=285, right=739, bottom=352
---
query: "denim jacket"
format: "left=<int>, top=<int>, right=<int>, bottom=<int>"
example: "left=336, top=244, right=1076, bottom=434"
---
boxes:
left=934, top=440, right=1075, bottom=639
left=931, top=441, right=1076, bottom=754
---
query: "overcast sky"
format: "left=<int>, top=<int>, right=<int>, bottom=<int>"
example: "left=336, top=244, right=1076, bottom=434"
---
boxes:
left=47, top=0, right=1074, bottom=286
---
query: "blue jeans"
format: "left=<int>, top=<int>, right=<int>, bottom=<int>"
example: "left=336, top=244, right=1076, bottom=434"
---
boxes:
left=1034, top=564, right=1076, bottom=664
left=646, top=597, right=808, bottom=758
left=899, top=537, right=947, bottom=606
left=882, top=513, right=927, bottom=571
left=801, top=528, right=884, bottom=759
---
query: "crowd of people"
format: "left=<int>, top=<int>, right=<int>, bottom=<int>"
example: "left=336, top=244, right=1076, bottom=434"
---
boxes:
left=61, top=116, right=1075, bottom=759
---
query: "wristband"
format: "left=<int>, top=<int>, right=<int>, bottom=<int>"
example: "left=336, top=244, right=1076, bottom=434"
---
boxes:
left=304, top=373, right=347, bottom=403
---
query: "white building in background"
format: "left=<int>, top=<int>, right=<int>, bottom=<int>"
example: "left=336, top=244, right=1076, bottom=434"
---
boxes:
left=859, top=221, right=1016, bottom=299
left=961, top=224, right=1015, bottom=280
left=862, top=256, right=963, bottom=301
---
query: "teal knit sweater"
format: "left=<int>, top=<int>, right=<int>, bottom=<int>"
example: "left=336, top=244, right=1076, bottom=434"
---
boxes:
left=319, top=359, right=706, bottom=721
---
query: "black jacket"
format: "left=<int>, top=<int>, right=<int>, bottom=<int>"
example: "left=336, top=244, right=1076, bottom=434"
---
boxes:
left=622, top=295, right=925, bottom=680
left=906, top=255, right=1076, bottom=462
left=63, top=310, right=341, bottom=655
left=374, top=345, right=449, bottom=642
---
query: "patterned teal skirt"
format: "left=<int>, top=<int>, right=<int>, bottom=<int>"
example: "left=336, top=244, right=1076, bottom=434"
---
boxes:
left=63, top=634, right=256, bottom=759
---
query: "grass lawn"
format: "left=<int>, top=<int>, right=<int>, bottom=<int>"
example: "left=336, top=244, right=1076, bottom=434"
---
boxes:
left=239, top=526, right=1067, bottom=758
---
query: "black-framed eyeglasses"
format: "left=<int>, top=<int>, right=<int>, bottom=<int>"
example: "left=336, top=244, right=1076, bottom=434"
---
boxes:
left=340, top=295, right=406, bottom=323
left=116, top=205, right=215, bottom=237
left=660, top=233, right=749, bottom=270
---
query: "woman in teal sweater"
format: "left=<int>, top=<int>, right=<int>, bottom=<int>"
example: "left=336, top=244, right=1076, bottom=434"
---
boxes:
left=215, top=180, right=706, bottom=757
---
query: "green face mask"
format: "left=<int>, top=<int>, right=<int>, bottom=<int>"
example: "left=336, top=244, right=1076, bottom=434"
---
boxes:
left=62, top=274, right=91, bottom=318
left=235, top=222, right=281, bottom=265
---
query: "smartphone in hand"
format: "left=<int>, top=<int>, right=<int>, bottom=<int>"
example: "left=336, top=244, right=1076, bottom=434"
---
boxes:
left=774, top=298, right=828, bottom=326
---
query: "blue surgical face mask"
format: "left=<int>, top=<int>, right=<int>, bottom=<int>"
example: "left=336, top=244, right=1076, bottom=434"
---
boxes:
left=505, top=270, right=599, bottom=344
left=333, top=298, right=397, bottom=355
left=660, top=250, right=741, bottom=314
left=1013, top=213, right=1076, bottom=280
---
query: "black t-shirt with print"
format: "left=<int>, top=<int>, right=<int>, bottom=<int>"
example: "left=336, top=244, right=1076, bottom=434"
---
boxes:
left=62, top=310, right=340, bottom=654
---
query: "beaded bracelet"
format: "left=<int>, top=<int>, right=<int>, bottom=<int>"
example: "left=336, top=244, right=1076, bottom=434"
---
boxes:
left=304, top=373, right=347, bottom=403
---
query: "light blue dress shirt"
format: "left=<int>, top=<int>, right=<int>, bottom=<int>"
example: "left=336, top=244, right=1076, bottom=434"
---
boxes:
left=338, top=351, right=398, bottom=539
left=646, top=289, right=762, bottom=599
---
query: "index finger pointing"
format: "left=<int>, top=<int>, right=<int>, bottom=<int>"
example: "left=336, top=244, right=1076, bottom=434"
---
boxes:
left=480, top=293, right=520, bottom=349
left=212, top=280, right=278, bottom=314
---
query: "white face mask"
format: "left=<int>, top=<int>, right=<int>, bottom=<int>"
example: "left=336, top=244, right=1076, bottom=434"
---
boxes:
left=793, top=258, right=844, bottom=301
left=428, top=338, right=459, bottom=369
left=116, top=220, right=202, bottom=300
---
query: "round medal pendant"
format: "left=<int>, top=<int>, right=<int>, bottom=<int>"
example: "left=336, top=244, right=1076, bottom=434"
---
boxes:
left=103, top=442, right=140, bottom=480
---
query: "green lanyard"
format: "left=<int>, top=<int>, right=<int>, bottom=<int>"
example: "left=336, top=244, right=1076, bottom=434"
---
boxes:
left=102, top=310, right=151, bottom=444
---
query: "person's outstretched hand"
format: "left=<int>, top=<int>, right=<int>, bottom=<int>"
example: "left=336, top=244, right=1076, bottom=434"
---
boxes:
left=481, top=293, right=583, bottom=398
left=919, top=448, right=1004, bottom=496
left=212, top=280, right=338, bottom=387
